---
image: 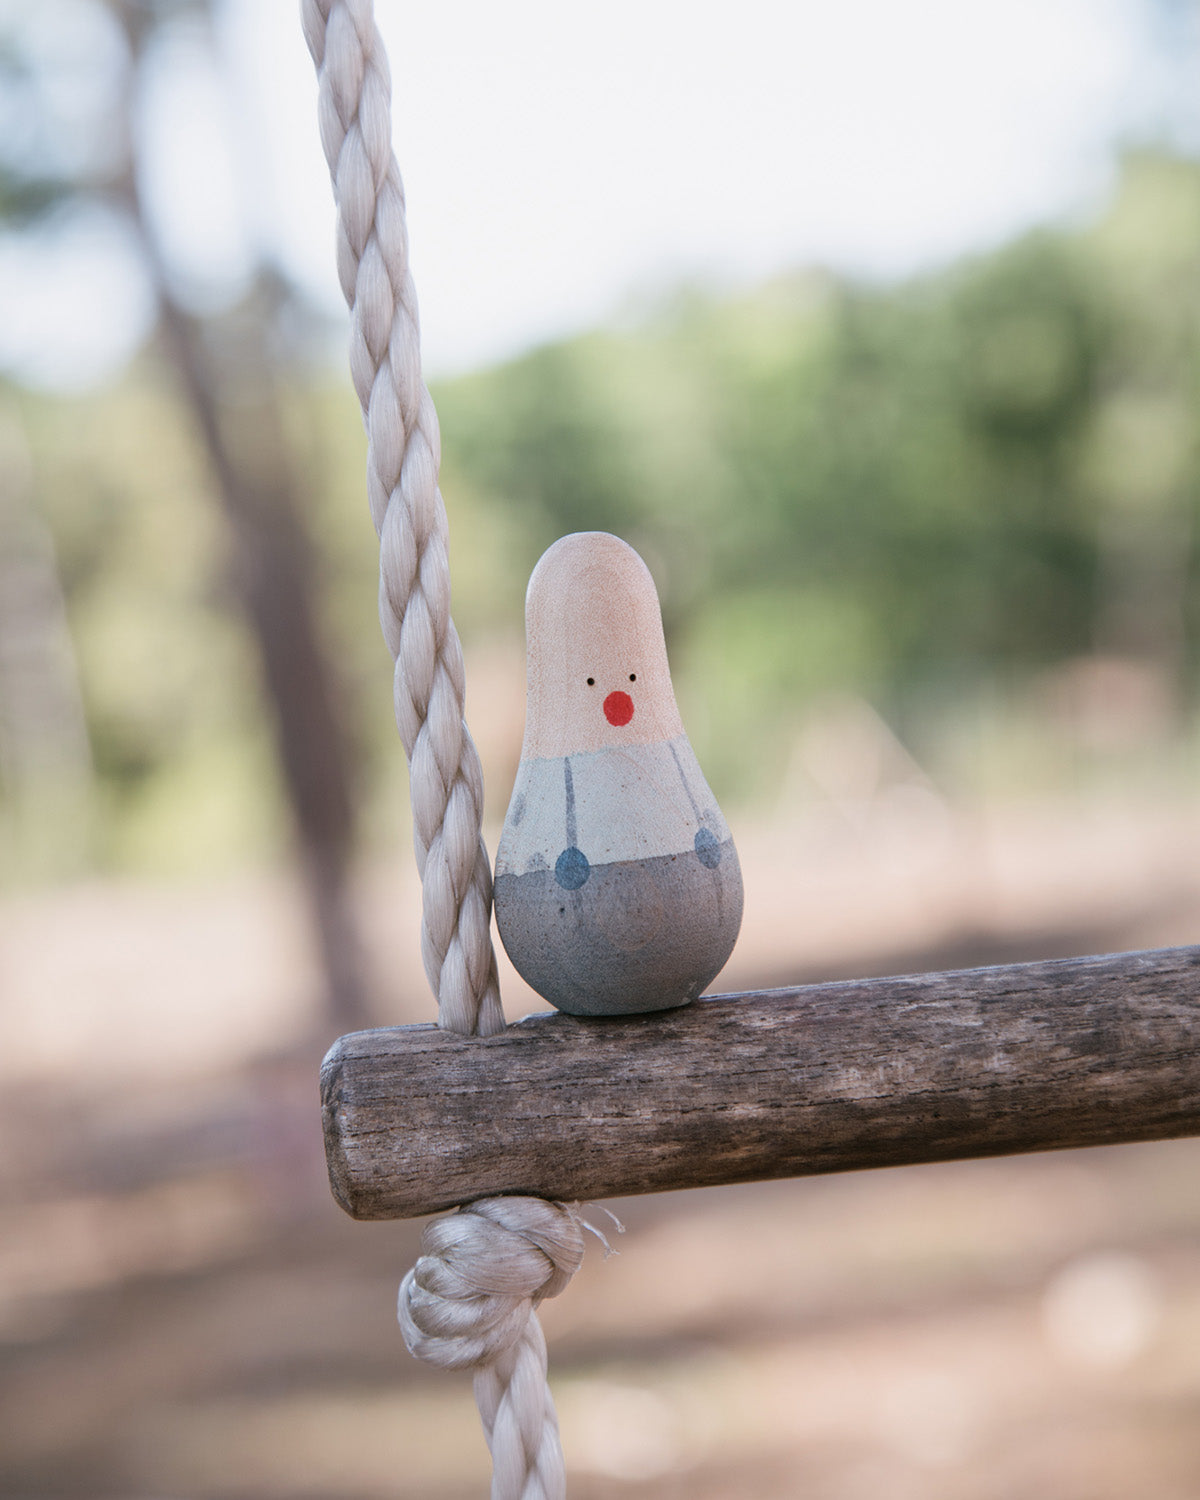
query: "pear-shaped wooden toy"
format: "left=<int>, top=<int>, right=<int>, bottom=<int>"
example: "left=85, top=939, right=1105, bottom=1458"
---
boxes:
left=494, top=531, right=743, bottom=1016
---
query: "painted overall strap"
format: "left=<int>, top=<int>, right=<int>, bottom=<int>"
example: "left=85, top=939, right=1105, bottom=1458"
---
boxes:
left=301, top=4, right=582, bottom=1496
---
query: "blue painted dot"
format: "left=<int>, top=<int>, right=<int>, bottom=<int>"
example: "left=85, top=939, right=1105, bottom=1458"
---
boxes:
left=694, top=827, right=721, bottom=869
left=555, top=846, right=590, bottom=889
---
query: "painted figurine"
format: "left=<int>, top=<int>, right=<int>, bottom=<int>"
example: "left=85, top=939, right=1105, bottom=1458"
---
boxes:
left=494, top=531, right=743, bottom=1016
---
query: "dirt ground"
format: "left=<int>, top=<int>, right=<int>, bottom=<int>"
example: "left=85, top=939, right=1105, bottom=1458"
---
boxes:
left=2, top=793, right=1199, bottom=1498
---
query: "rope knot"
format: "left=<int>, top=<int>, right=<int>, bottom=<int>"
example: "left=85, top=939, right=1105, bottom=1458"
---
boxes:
left=399, top=1197, right=585, bottom=1372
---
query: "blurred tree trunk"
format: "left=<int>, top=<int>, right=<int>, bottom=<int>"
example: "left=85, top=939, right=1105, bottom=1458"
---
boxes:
left=154, top=290, right=372, bottom=1037
left=0, top=403, right=94, bottom=880
left=111, top=3, right=371, bottom=1038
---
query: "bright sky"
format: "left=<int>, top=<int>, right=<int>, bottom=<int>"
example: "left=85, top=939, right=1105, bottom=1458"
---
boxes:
left=0, top=0, right=1189, bottom=389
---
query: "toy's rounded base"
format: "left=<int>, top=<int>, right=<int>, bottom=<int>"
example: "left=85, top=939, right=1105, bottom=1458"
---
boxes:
left=495, top=841, right=743, bottom=1016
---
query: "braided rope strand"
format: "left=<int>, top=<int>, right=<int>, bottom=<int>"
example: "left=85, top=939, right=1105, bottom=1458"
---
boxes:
left=474, top=1319, right=568, bottom=1500
left=302, top=7, right=584, bottom=1496
left=302, top=0, right=503, bottom=1038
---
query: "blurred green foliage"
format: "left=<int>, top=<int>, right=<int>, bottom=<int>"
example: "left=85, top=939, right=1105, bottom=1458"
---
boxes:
left=436, top=151, right=1200, bottom=791
left=4, top=149, right=1200, bottom=881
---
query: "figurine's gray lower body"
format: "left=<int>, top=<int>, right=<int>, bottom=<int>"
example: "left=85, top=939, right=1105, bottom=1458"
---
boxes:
left=495, top=841, right=743, bottom=1016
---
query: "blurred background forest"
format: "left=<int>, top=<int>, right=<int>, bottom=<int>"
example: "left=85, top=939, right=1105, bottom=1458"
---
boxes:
left=2, top=1, right=1200, bottom=1498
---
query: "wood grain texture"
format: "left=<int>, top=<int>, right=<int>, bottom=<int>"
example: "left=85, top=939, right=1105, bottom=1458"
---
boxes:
left=321, top=945, right=1200, bottom=1220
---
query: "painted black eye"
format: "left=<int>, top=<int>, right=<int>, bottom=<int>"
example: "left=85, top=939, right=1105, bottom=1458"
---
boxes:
left=586, top=677, right=595, bottom=686
left=629, top=673, right=637, bottom=682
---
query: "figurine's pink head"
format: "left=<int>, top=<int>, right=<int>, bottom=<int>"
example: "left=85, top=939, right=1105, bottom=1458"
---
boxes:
left=521, top=532, right=685, bottom=758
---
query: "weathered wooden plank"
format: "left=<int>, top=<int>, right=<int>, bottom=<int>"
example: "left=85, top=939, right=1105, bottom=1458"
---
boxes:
left=321, top=945, right=1200, bottom=1220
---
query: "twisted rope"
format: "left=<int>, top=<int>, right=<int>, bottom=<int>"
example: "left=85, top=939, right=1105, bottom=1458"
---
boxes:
left=401, top=1199, right=586, bottom=1500
left=301, top=0, right=503, bottom=1039
left=301, top=5, right=584, bottom=1495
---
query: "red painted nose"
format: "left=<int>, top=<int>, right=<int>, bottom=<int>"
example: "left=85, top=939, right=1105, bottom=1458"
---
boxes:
left=603, top=690, right=634, bottom=726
